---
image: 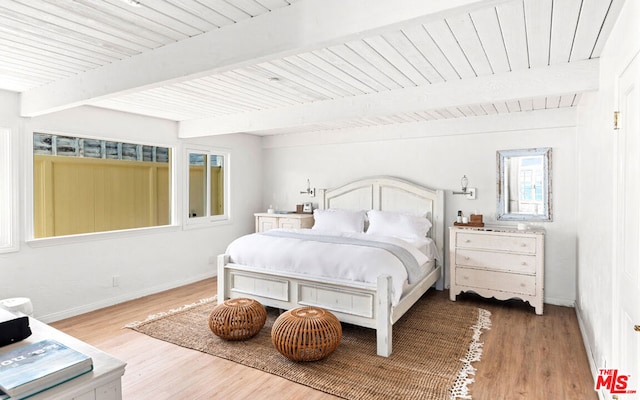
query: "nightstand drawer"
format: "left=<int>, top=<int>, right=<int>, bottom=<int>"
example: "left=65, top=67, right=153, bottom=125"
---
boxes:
left=455, top=248, right=536, bottom=274
left=455, top=267, right=536, bottom=296
left=456, top=232, right=537, bottom=254
left=279, top=217, right=314, bottom=230
left=258, top=217, right=278, bottom=232
left=254, top=213, right=314, bottom=232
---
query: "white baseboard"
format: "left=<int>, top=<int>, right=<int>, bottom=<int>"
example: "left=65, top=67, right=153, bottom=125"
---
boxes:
left=544, top=296, right=575, bottom=308
left=38, top=271, right=217, bottom=323
left=575, top=304, right=604, bottom=400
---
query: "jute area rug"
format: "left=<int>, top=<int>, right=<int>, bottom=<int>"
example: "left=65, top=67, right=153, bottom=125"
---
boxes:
left=126, top=291, right=491, bottom=400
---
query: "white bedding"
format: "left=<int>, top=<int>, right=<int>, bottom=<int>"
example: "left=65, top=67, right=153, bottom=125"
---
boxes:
left=225, top=229, right=438, bottom=305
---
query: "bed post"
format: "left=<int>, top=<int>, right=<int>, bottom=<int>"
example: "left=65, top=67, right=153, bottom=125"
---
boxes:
left=434, top=189, right=445, bottom=291
left=217, top=254, right=229, bottom=305
left=376, top=275, right=392, bottom=357
left=318, top=188, right=327, bottom=210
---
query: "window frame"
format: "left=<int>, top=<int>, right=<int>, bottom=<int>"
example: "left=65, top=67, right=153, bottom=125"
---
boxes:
left=0, top=127, right=19, bottom=253
left=184, top=146, right=231, bottom=228
left=26, top=129, right=179, bottom=246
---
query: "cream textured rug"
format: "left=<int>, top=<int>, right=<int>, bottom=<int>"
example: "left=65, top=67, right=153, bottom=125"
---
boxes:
left=126, top=291, right=490, bottom=400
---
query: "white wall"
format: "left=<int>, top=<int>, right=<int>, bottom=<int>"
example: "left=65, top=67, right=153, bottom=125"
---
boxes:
left=575, top=0, right=640, bottom=376
left=0, top=98, right=263, bottom=321
left=261, top=115, right=578, bottom=306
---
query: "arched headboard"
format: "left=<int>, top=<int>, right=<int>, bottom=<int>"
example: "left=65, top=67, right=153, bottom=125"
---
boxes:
left=317, top=176, right=445, bottom=265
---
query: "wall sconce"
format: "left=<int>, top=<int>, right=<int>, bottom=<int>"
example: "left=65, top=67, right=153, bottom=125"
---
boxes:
left=452, top=175, right=476, bottom=199
left=300, top=179, right=315, bottom=197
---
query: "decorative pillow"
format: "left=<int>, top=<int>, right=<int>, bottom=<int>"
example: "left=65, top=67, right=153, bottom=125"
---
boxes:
left=312, top=209, right=366, bottom=233
left=366, top=210, right=432, bottom=239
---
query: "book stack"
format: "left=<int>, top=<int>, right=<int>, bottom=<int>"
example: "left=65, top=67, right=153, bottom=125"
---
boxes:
left=0, top=340, right=93, bottom=399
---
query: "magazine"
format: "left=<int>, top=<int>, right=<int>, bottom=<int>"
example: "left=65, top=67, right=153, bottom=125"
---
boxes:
left=0, top=340, right=93, bottom=399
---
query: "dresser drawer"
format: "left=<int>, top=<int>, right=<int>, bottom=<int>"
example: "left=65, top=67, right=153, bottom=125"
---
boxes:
left=455, top=267, right=536, bottom=296
left=455, top=248, right=536, bottom=274
left=455, top=232, right=537, bottom=254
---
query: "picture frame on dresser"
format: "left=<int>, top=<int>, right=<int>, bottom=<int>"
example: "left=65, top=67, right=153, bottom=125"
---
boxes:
left=449, top=225, right=545, bottom=315
left=302, top=202, right=313, bottom=213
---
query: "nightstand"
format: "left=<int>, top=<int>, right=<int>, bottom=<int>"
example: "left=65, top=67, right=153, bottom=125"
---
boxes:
left=449, top=226, right=545, bottom=315
left=254, top=213, right=314, bottom=232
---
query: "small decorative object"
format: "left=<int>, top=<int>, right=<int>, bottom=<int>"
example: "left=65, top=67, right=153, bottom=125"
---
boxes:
left=456, top=210, right=462, bottom=223
left=454, top=213, right=484, bottom=227
left=267, top=205, right=275, bottom=214
left=271, top=307, right=342, bottom=361
left=296, top=204, right=303, bottom=213
left=303, top=202, right=313, bottom=213
left=209, top=298, right=267, bottom=341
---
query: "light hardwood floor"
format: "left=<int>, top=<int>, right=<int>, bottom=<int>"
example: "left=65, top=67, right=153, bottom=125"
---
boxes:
left=50, top=278, right=597, bottom=399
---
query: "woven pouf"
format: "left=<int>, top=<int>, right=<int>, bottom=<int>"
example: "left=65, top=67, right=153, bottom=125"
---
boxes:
left=271, top=307, right=342, bottom=362
left=208, top=298, right=267, bottom=340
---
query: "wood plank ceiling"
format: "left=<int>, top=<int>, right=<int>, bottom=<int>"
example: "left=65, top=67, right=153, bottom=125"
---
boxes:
left=0, top=0, right=624, bottom=136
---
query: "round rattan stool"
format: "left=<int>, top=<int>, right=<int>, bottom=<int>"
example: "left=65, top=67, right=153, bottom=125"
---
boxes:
left=271, top=307, right=342, bottom=362
left=208, top=298, right=267, bottom=340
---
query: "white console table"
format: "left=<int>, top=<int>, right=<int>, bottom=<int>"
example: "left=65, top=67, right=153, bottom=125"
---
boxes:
left=0, top=317, right=126, bottom=400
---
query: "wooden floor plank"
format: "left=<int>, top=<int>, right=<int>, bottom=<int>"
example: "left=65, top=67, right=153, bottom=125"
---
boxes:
left=50, top=279, right=596, bottom=399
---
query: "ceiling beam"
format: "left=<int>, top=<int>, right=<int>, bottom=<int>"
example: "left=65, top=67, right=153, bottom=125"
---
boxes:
left=20, top=0, right=507, bottom=117
left=261, top=107, right=578, bottom=149
left=179, top=58, right=599, bottom=137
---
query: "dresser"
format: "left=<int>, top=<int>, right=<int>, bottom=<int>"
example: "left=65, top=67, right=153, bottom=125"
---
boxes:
left=254, top=213, right=314, bottom=232
left=449, top=226, right=545, bottom=315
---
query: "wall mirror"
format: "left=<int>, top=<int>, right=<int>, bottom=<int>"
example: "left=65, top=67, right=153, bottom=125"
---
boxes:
left=497, top=147, right=552, bottom=221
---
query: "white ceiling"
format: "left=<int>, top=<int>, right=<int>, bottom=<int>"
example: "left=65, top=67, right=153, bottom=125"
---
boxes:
left=0, top=0, right=624, bottom=136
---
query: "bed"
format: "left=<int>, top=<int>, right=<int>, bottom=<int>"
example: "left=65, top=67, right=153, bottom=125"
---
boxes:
left=217, top=176, right=444, bottom=357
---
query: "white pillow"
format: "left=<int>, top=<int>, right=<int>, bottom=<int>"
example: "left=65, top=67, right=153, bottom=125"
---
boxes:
left=312, top=209, right=366, bottom=233
left=366, top=210, right=432, bottom=239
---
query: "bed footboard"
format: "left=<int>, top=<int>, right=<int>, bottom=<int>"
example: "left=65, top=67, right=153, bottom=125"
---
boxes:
left=218, top=254, right=381, bottom=326
left=376, top=275, right=392, bottom=356
left=217, top=254, right=442, bottom=357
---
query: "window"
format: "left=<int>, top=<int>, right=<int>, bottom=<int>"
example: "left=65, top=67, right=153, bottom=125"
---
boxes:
left=516, top=156, right=544, bottom=213
left=32, top=132, right=173, bottom=238
left=0, top=128, right=18, bottom=253
left=186, top=149, right=229, bottom=224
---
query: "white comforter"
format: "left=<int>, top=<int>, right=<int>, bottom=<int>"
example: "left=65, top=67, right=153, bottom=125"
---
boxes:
left=225, top=229, right=436, bottom=305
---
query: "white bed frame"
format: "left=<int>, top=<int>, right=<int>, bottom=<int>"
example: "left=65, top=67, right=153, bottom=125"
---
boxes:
left=217, top=176, right=444, bottom=357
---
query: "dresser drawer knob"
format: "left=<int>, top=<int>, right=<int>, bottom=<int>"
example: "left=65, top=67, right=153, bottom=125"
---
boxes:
left=520, top=243, right=527, bottom=247
left=521, top=262, right=527, bottom=266
left=465, top=239, right=471, bottom=243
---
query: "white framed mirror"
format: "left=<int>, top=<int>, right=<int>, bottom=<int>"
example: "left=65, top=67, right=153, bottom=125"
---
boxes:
left=497, top=147, right=552, bottom=221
